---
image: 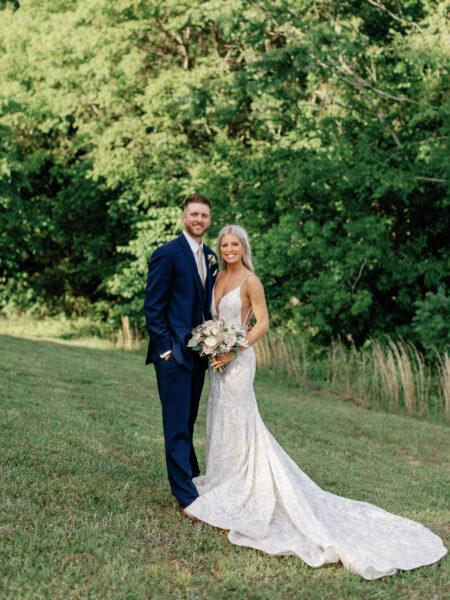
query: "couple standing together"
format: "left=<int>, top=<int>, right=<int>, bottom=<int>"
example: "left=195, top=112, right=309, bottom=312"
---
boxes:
left=144, top=193, right=446, bottom=580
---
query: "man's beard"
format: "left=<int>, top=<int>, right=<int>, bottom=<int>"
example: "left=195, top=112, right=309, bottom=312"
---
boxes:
left=185, top=223, right=209, bottom=238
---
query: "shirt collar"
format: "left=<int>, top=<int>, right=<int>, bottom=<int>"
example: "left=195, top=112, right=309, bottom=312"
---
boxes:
left=183, top=229, right=203, bottom=254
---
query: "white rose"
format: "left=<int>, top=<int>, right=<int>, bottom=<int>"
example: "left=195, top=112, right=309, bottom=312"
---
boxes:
left=204, top=335, right=217, bottom=348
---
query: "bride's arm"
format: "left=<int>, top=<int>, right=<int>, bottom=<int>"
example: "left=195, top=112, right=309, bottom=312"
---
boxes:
left=244, top=274, right=269, bottom=347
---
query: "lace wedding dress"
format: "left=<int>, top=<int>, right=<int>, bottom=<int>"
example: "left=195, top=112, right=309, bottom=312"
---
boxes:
left=185, top=280, right=447, bottom=580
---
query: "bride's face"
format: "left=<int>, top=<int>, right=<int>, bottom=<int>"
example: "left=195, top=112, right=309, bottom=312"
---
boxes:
left=220, top=234, right=244, bottom=266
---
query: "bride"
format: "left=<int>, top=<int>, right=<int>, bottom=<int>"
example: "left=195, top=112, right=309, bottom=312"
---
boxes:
left=184, top=224, right=447, bottom=580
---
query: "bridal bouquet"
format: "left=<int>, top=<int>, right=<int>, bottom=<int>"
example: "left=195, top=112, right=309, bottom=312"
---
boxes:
left=187, top=319, right=248, bottom=371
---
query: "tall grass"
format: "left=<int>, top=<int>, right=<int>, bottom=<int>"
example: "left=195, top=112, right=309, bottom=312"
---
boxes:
left=437, top=352, right=450, bottom=420
left=254, top=334, right=449, bottom=422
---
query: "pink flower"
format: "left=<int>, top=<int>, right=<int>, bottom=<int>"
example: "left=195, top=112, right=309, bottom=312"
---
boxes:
left=202, top=344, right=214, bottom=355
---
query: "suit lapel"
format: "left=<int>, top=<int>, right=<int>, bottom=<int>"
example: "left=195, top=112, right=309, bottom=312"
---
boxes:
left=177, top=234, right=205, bottom=301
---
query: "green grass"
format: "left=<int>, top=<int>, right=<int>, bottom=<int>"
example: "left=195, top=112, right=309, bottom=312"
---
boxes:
left=0, top=334, right=448, bottom=599
left=0, top=314, right=119, bottom=349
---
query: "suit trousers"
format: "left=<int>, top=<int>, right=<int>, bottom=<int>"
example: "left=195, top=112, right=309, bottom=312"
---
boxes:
left=154, top=355, right=205, bottom=507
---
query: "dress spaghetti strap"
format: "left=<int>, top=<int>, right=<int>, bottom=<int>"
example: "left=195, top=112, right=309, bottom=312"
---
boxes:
left=239, top=272, right=253, bottom=327
left=242, top=306, right=253, bottom=328
left=238, top=272, right=252, bottom=288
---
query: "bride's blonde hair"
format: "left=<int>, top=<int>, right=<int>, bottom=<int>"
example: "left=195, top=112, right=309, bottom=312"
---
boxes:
left=217, top=225, right=255, bottom=273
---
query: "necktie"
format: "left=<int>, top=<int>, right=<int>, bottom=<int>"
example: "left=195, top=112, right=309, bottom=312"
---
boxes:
left=197, top=246, right=206, bottom=286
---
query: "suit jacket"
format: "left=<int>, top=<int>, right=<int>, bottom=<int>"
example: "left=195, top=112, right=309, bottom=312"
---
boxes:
left=144, top=233, right=218, bottom=370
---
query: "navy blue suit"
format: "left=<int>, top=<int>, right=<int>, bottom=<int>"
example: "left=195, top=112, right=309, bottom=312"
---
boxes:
left=144, top=233, right=217, bottom=507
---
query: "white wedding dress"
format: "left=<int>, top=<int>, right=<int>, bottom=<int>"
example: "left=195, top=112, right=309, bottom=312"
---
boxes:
left=185, top=282, right=447, bottom=580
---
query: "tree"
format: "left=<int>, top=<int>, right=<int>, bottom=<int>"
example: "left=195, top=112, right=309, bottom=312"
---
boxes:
left=0, top=0, right=448, bottom=346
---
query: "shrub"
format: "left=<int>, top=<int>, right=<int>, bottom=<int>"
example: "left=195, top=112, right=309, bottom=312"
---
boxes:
left=413, top=288, right=450, bottom=355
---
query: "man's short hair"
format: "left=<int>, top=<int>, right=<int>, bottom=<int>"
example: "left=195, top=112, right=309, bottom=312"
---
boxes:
left=183, top=193, right=211, bottom=211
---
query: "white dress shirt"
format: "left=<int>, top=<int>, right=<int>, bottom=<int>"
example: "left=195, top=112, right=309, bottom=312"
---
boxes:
left=182, top=230, right=206, bottom=283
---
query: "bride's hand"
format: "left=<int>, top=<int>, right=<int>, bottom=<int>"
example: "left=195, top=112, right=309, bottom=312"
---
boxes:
left=211, top=352, right=236, bottom=369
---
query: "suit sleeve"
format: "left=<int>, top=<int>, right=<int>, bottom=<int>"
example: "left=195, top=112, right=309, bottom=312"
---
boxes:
left=144, top=246, right=173, bottom=355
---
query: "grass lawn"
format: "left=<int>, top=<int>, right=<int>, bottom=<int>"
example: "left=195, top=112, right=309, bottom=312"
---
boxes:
left=0, top=334, right=448, bottom=599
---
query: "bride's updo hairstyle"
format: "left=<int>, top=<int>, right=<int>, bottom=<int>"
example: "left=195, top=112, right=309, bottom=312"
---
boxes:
left=217, top=225, right=255, bottom=273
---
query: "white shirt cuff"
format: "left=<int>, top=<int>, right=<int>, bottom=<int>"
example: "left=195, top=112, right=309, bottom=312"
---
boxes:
left=160, top=350, right=172, bottom=358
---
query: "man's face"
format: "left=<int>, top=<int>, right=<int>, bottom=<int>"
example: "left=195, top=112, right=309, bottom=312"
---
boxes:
left=182, top=202, right=211, bottom=239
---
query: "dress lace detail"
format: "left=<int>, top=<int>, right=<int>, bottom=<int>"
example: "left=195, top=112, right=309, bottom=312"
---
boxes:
left=185, top=287, right=447, bottom=579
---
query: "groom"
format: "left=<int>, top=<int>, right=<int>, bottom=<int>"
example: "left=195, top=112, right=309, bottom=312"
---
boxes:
left=144, top=193, right=217, bottom=509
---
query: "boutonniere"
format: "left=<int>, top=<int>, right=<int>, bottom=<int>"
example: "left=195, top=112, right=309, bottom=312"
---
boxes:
left=207, top=253, right=218, bottom=276
left=208, top=254, right=217, bottom=268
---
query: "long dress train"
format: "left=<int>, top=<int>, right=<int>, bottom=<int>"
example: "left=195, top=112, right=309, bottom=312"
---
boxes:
left=185, top=282, right=447, bottom=580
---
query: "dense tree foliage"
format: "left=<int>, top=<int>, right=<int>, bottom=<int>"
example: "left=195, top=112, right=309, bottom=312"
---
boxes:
left=1, top=0, right=448, bottom=347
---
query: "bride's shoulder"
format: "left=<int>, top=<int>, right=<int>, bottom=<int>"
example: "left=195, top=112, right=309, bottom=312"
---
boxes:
left=243, top=272, right=264, bottom=292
